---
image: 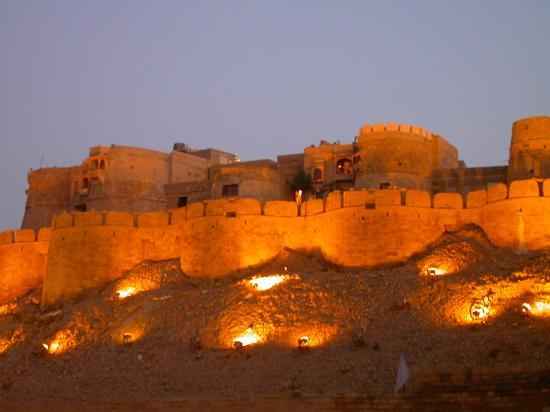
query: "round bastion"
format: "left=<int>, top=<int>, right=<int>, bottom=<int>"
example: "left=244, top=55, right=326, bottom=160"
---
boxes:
left=355, top=123, right=434, bottom=190
left=508, top=116, right=550, bottom=182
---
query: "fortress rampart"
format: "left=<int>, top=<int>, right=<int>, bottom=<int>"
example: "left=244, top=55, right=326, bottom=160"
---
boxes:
left=508, top=116, right=550, bottom=182
left=6, top=115, right=550, bottom=307
left=0, top=228, right=50, bottom=304
left=355, top=123, right=458, bottom=191
left=1, top=179, right=547, bottom=306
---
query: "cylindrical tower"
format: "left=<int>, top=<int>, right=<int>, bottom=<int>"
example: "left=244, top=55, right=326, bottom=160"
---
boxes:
left=355, top=123, right=434, bottom=190
left=508, top=116, right=550, bottom=182
left=21, top=166, right=81, bottom=230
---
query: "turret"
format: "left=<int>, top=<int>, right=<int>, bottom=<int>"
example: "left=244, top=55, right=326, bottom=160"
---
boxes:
left=508, top=116, right=550, bottom=182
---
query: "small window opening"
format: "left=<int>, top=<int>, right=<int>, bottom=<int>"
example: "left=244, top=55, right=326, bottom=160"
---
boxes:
left=75, top=203, right=87, bottom=212
left=99, top=160, right=105, bottom=170
left=380, top=182, right=390, bottom=189
left=177, top=196, right=188, bottom=208
left=312, top=168, right=323, bottom=182
left=83, top=178, right=90, bottom=189
left=222, top=184, right=239, bottom=197
left=225, top=211, right=237, bottom=218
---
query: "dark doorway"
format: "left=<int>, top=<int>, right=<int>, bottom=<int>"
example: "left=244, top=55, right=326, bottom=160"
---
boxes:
left=177, top=196, right=188, bottom=208
left=222, top=184, right=239, bottom=197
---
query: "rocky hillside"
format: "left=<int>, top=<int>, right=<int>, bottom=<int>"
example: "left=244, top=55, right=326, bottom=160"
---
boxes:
left=0, top=226, right=548, bottom=405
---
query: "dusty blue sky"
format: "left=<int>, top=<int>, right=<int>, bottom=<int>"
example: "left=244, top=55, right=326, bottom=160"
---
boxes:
left=1, top=1, right=549, bottom=230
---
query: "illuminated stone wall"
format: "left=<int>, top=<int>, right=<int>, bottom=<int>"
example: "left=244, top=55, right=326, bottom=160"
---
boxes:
left=30, top=179, right=549, bottom=306
left=21, top=145, right=211, bottom=231
left=0, top=228, right=50, bottom=305
left=21, top=166, right=83, bottom=230
left=355, top=123, right=458, bottom=191
left=508, top=116, right=550, bottom=182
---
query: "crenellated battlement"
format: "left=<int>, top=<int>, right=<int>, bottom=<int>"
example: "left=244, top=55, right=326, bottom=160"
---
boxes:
left=43, top=178, right=550, bottom=231
left=2, top=179, right=549, bottom=307
left=0, top=228, right=50, bottom=305
left=359, top=122, right=433, bottom=140
left=0, top=228, right=51, bottom=244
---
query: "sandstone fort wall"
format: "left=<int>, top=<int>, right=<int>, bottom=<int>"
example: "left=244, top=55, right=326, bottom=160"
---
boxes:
left=355, top=123, right=459, bottom=191
left=0, top=228, right=50, bottom=305
left=21, top=178, right=546, bottom=305
left=508, top=116, right=550, bottom=182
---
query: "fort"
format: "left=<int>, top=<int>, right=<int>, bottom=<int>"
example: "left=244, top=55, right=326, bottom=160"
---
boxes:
left=0, top=116, right=549, bottom=306
left=1, top=116, right=549, bottom=408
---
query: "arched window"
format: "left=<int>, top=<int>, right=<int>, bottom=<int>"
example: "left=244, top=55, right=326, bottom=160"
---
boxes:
left=336, top=158, right=353, bottom=174
left=312, top=168, right=323, bottom=182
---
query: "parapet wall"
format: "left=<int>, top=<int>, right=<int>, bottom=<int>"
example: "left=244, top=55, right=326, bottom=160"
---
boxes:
left=359, top=123, right=433, bottom=140
left=34, top=179, right=550, bottom=306
left=0, top=228, right=50, bottom=305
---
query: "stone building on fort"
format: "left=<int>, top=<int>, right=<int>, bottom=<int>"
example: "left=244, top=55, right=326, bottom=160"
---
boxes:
left=21, top=116, right=550, bottom=231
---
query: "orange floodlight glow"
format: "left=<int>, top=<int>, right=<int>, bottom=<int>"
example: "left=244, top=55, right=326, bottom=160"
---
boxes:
left=247, top=275, right=288, bottom=291
left=233, top=328, right=260, bottom=348
left=116, top=286, right=137, bottom=299
left=426, top=267, right=446, bottom=276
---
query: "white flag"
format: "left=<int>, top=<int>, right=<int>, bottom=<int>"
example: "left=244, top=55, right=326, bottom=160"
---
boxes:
left=394, top=352, right=410, bottom=393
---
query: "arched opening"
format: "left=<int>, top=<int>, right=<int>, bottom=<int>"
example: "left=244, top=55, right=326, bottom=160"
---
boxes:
left=335, top=158, right=353, bottom=175
left=312, top=168, right=323, bottom=183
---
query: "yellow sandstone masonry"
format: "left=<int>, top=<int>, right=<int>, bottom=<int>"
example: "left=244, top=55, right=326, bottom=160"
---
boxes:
left=14, top=229, right=36, bottom=242
left=343, top=190, right=374, bottom=207
left=325, top=191, right=342, bottom=211
left=0, top=228, right=48, bottom=305
left=229, top=198, right=261, bottom=215
left=2, top=184, right=550, bottom=307
left=37, top=227, right=51, bottom=241
left=205, top=198, right=261, bottom=216
left=467, top=190, right=488, bottom=208
left=487, top=183, right=508, bottom=203
left=302, top=199, right=324, bottom=216
left=74, top=211, right=103, bottom=227
left=509, top=179, right=540, bottom=198
left=54, top=212, right=74, bottom=229
left=106, top=211, right=134, bottom=226
left=0, top=231, right=14, bottom=244
left=186, top=202, right=206, bottom=219
left=33, top=190, right=550, bottom=306
left=406, top=190, right=431, bottom=208
left=138, top=211, right=169, bottom=227
left=433, top=193, right=463, bottom=209
left=263, top=201, right=298, bottom=217
left=205, top=199, right=231, bottom=216
left=170, top=207, right=186, bottom=224
left=375, top=189, right=401, bottom=206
